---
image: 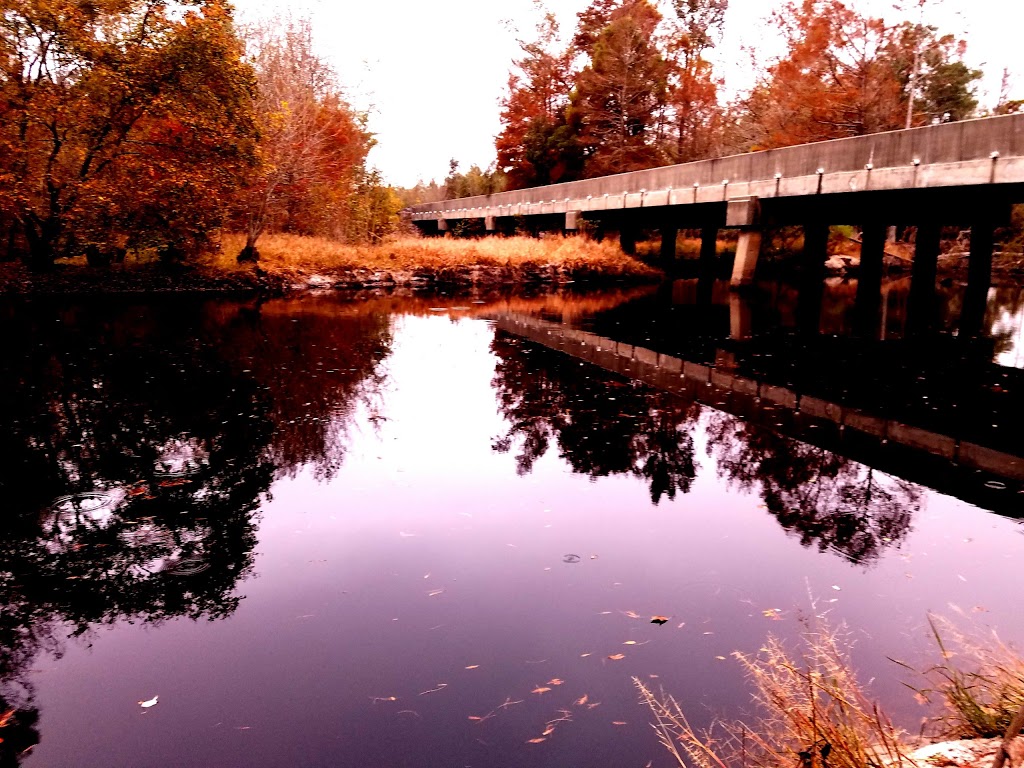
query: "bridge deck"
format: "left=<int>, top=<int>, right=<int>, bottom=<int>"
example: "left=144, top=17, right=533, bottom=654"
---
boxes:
left=409, top=114, right=1024, bottom=225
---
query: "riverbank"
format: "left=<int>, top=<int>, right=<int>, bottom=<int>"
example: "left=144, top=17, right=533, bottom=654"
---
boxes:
left=0, top=235, right=662, bottom=296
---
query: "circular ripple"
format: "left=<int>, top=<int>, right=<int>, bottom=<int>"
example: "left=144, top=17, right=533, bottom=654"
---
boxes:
left=153, top=462, right=205, bottom=479
left=50, top=492, right=114, bottom=514
left=165, top=558, right=211, bottom=576
left=984, top=480, right=1007, bottom=490
left=563, top=554, right=581, bottom=564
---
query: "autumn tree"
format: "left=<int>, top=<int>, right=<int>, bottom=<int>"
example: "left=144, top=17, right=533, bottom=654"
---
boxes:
left=495, top=9, right=583, bottom=189
left=0, top=0, right=259, bottom=269
left=741, top=0, right=905, bottom=149
left=572, top=0, right=669, bottom=176
left=232, top=18, right=374, bottom=260
left=662, top=0, right=728, bottom=162
left=443, top=160, right=507, bottom=199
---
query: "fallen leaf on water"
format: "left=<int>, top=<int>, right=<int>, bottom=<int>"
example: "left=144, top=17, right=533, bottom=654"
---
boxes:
left=370, top=696, right=398, bottom=704
left=542, top=726, right=556, bottom=736
left=531, top=687, right=552, bottom=695
left=527, top=738, right=547, bottom=744
left=418, top=684, right=448, bottom=696
left=580, top=653, right=592, bottom=658
left=612, top=721, right=627, bottom=726
left=623, top=611, right=641, bottom=619
left=607, top=654, right=626, bottom=661
left=651, top=616, right=669, bottom=625
left=832, top=585, right=841, bottom=591
left=547, top=678, right=564, bottom=686
left=677, top=622, right=686, bottom=629
left=576, top=694, right=589, bottom=706
left=597, top=611, right=612, bottom=615
left=715, top=656, right=727, bottom=660
left=762, top=609, right=783, bottom=620
left=427, top=589, right=445, bottom=597
left=465, top=665, right=480, bottom=670
left=138, top=696, right=159, bottom=709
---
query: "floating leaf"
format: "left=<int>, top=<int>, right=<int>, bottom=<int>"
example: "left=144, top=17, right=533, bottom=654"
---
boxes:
left=623, top=640, right=638, bottom=645
left=542, top=726, right=556, bottom=736
left=623, top=611, right=641, bottom=619
left=612, top=721, right=627, bottom=726
left=547, top=678, right=564, bottom=686
left=138, top=695, right=159, bottom=709
left=762, top=609, right=783, bottom=620
left=580, top=653, right=592, bottom=658
left=427, top=589, right=445, bottom=597
left=465, top=665, right=480, bottom=670
left=607, top=654, right=625, bottom=661
left=531, top=687, right=552, bottom=695
left=651, top=616, right=669, bottom=625
left=527, top=738, right=547, bottom=744
left=576, top=694, right=589, bottom=706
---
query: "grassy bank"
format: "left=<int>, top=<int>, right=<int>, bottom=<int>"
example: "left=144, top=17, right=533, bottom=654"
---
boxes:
left=213, top=233, right=661, bottom=288
left=0, top=234, right=661, bottom=295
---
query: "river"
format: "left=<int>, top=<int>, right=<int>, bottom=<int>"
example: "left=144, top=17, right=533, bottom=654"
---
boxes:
left=2, top=277, right=1023, bottom=767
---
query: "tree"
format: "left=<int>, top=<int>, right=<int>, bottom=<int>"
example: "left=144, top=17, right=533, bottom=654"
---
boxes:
left=443, top=159, right=507, bottom=199
left=495, top=8, right=583, bottom=188
left=741, top=0, right=904, bottom=149
left=233, top=18, right=373, bottom=260
left=0, top=0, right=259, bottom=268
left=662, top=0, right=728, bottom=162
left=572, top=0, right=669, bottom=176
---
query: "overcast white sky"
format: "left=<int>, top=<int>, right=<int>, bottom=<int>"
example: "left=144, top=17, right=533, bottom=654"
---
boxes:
left=233, top=0, right=1023, bottom=188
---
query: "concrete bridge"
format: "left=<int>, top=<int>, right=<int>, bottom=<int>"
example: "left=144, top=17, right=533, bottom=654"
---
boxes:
left=490, top=311, right=1024, bottom=518
left=409, top=114, right=1024, bottom=314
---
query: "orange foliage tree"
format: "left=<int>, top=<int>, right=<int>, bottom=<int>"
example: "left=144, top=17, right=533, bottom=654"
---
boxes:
left=0, top=0, right=259, bottom=268
left=232, top=18, right=375, bottom=261
left=743, top=0, right=908, bottom=149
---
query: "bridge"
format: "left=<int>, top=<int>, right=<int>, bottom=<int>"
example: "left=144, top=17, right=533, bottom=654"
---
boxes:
left=409, top=114, right=1024, bottom=317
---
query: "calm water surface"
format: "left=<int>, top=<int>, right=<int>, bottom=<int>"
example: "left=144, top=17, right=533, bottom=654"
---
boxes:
left=2, top=279, right=1024, bottom=767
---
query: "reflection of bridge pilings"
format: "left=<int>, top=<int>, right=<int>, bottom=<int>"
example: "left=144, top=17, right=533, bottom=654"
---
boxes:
left=490, top=312, right=1024, bottom=518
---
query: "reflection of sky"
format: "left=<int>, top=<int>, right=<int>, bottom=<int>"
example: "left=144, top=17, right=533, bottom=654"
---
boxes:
left=25, top=314, right=1024, bottom=768
left=992, top=298, right=1024, bottom=369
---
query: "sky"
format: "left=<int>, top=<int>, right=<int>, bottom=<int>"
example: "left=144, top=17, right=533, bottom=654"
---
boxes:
left=232, top=0, right=1024, bottom=188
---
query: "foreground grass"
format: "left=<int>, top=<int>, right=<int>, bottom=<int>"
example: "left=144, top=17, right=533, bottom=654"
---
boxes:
left=213, top=233, right=661, bottom=281
left=636, top=614, right=1024, bottom=768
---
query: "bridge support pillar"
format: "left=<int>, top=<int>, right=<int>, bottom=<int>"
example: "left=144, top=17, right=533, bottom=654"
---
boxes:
left=908, top=221, right=941, bottom=333
left=730, top=294, right=752, bottom=339
left=699, top=227, right=718, bottom=275
left=855, top=222, right=886, bottom=335
left=619, top=226, right=637, bottom=256
left=660, top=227, right=678, bottom=263
left=438, top=219, right=449, bottom=234
left=961, top=218, right=995, bottom=336
left=730, top=230, right=762, bottom=287
left=565, top=211, right=579, bottom=231
left=798, top=224, right=830, bottom=335
left=485, top=216, right=496, bottom=232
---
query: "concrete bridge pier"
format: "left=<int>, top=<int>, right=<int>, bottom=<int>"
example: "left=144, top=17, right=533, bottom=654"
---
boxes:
left=699, top=226, right=718, bottom=276
left=619, top=225, right=638, bottom=256
left=797, top=223, right=830, bottom=334
left=961, top=217, right=996, bottom=336
left=660, top=226, right=678, bottom=263
left=855, top=222, right=887, bottom=335
left=908, top=221, right=941, bottom=334
left=727, top=197, right=762, bottom=288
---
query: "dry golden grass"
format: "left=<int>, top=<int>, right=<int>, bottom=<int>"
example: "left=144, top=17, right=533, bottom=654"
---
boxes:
left=907, top=614, right=1024, bottom=740
left=213, top=233, right=661, bottom=280
left=635, top=617, right=917, bottom=768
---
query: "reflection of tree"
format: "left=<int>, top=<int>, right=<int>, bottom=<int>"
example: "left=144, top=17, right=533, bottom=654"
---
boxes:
left=0, top=297, right=391, bottom=764
left=206, top=300, right=391, bottom=480
left=705, top=412, right=920, bottom=564
left=489, top=332, right=699, bottom=504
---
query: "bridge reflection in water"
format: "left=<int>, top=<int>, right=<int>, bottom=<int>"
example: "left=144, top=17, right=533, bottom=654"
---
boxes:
left=489, top=277, right=1024, bottom=518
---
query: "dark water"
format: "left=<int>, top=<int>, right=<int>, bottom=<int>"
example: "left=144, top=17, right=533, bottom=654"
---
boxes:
left=2, top=279, right=1024, bottom=767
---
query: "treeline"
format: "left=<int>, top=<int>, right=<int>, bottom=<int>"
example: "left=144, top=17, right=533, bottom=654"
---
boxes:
left=477, top=0, right=1020, bottom=194
left=0, top=1, right=401, bottom=269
